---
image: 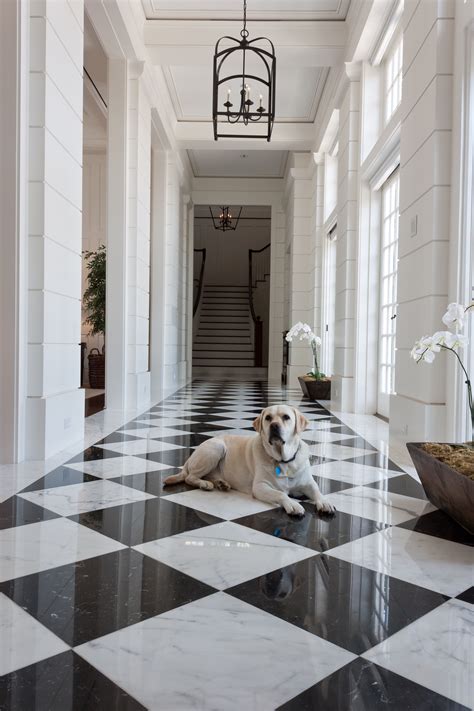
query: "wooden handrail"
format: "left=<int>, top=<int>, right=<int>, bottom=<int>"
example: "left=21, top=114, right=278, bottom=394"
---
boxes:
left=248, top=243, right=270, bottom=366
left=193, top=248, right=206, bottom=316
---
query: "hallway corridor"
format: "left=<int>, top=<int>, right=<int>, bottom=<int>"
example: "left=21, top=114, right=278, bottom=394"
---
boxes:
left=0, top=382, right=471, bottom=710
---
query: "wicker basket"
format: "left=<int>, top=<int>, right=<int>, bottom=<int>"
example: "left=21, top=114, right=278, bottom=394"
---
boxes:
left=88, top=347, right=105, bottom=389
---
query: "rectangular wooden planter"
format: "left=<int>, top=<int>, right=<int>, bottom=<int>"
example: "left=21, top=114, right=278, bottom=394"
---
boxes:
left=298, top=376, right=331, bottom=401
left=407, top=442, right=474, bottom=534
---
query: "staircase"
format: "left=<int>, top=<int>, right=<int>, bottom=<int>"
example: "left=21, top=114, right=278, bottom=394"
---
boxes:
left=193, top=285, right=255, bottom=368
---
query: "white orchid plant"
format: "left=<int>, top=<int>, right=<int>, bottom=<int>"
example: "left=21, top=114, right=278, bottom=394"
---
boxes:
left=286, top=322, right=325, bottom=380
left=411, top=302, right=473, bottom=439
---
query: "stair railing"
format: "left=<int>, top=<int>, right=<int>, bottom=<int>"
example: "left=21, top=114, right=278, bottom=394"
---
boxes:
left=248, top=243, right=270, bottom=367
left=193, top=248, right=206, bottom=317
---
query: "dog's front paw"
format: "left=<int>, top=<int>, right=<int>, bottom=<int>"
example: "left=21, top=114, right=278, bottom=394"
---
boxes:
left=315, top=499, right=336, bottom=515
left=284, top=500, right=305, bottom=517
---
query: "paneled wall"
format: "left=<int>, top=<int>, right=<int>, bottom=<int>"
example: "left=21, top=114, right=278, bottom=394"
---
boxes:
left=27, top=0, right=85, bottom=458
left=390, top=0, right=454, bottom=439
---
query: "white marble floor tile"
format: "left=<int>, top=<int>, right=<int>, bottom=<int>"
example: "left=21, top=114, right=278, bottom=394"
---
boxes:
left=65, top=455, right=170, bottom=479
left=0, top=518, right=125, bottom=582
left=328, top=526, right=474, bottom=597
left=119, top=426, right=191, bottom=438
left=363, top=599, right=474, bottom=708
left=135, top=417, right=199, bottom=427
left=311, top=460, right=400, bottom=485
left=213, top=411, right=260, bottom=419
left=135, top=521, right=316, bottom=590
left=308, top=443, right=374, bottom=460
left=303, top=431, right=357, bottom=444
left=76, top=592, right=355, bottom=711
left=19, top=480, right=154, bottom=516
left=322, top=486, right=435, bottom=525
left=0, top=593, right=69, bottom=676
left=164, top=489, right=277, bottom=520
left=207, top=419, right=257, bottom=429
left=95, top=439, right=184, bottom=456
left=305, top=421, right=340, bottom=431
left=202, top=429, right=255, bottom=438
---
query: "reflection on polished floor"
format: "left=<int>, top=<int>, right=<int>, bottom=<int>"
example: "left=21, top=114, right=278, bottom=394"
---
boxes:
left=0, top=382, right=472, bottom=710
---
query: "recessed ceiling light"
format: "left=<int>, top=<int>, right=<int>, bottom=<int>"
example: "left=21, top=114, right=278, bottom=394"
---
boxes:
left=240, top=153, right=248, bottom=159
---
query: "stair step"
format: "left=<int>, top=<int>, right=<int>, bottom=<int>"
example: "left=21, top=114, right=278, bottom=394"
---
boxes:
left=193, top=358, right=255, bottom=367
left=195, top=337, right=252, bottom=344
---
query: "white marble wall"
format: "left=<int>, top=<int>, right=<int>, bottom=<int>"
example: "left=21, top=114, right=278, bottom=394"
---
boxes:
left=26, top=0, right=85, bottom=459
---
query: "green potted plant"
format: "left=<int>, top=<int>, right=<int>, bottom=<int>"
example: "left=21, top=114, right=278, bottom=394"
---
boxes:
left=407, top=302, right=473, bottom=533
left=286, top=322, right=331, bottom=400
left=83, top=244, right=106, bottom=389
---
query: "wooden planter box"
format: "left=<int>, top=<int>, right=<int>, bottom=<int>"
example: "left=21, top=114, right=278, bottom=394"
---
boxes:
left=298, top=376, right=331, bottom=401
left=407, top=442, right=474, bottom=534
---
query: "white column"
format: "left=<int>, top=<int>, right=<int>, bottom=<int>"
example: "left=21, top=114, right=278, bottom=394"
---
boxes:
left=127, top=62, right=151, bottom=409
left=332, top=62, right=362, bottom=412
left=0, top=0, right=28, bottom=463
left=26, top=0, right=85, bottom=459
left=106, top=59, right=128, bottom=410
left=268, top=203, right=285, bottom=382
left=285, top=153, right=317, bottom=388
left=390, top=0, right=454, bottom=440
left=150, top=147, right=167, bottom=401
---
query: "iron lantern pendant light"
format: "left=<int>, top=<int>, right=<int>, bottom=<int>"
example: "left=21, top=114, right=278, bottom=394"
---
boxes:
left=212, top=0, right=276, bottom=141
left=209, top=206, right=243, bottom=232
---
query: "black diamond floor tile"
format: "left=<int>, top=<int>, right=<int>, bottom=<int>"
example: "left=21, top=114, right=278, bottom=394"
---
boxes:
left=108, top=468, right=189, bottom=497
left=138, top=447, right=193, bottom=467
left=277, top=657, right=470, bottom=711
left=0, top=495, right=59, bottom=530
left=152, top=433, right=211, bottom=447
left=398, top=508, right=474, bottom=546
left=227, top=554, right=448, bottom=654
left=0, top=548, right=215, bottom=646
left=0, top=650, right=146, bottom=711
left=235, top=503, right=386, bottom=553
left=456, top=587, right=474, bottom=604
left=366, top=473, right=428, bottom=500
left=66, top=446, right=123, bottom=464
left=70, top=496, right=223, bottom=545
left=312, top=475, right=355, bottom=494
left=19, top=465, right=101, bottom=493
left=345, top=452, right=404, bottom=472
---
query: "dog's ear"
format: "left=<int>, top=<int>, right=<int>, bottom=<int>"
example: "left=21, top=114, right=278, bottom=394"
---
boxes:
left=293, top=408, right=309, bottom=433
left=253, top=411, right=264, bottom=433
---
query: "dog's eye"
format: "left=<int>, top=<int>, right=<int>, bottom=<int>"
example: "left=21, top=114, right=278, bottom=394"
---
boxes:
left=265, top=415, right=272, bottom=421
left=282, top=414, right=290, bottom=421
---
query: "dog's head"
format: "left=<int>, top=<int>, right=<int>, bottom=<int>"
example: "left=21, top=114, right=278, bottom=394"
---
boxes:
left=253, top=405, right=309, bottom=454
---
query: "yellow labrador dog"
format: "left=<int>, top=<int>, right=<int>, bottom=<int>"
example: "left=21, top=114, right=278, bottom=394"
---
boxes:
left=163, top=405, right=335, bottom=517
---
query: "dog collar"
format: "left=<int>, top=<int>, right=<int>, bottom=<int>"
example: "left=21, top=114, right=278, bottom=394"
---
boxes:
left=274, top=446, right=300, bottom=477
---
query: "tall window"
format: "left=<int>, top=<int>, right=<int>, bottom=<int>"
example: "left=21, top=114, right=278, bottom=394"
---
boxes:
left=385, top=35, right=403, bottom=123
left=377, top=169, right=400, bottom=418
left=321, top=225, right=337, bottom=376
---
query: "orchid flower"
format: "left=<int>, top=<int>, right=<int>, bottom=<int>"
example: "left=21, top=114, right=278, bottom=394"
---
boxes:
left=286, top=322, right=324, bottom=379
left=412, top=304, right=473, bottom=439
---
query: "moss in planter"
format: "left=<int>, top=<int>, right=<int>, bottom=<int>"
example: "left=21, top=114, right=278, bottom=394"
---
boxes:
left=422, top=443, right=474, bottom=480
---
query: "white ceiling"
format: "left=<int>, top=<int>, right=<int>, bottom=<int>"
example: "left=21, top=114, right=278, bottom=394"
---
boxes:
left=189, top=150, right=288, bottom=178
left=165, top=65, right=328, bottom=123
left=142, top=0, right=350, bottom=21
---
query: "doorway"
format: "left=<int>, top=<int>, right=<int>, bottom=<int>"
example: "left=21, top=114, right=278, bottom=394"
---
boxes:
left=377, top=168, right=400, bottom=418
left=81, top=13, right=108, bottom=417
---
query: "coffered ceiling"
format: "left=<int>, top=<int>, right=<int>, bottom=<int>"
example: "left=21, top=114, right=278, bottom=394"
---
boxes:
left=189, top=150, right=288, bottom=178
left=142, top=0, right=350, bottom=21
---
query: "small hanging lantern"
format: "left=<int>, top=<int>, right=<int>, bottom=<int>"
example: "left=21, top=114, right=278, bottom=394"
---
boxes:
left=212, top=0, right=276, bottom=141
left=209, top=206, right=243, bottom=232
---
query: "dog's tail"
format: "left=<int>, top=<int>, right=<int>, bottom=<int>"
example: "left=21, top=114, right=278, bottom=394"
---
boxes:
left=163, top=467, right=187, bottom=486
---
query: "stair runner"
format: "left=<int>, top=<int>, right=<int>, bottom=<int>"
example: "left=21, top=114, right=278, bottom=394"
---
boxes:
left=193, top=285, right=254, bottom=367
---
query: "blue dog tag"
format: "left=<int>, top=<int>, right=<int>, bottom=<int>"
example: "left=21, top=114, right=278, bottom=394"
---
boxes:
left=275, top=466, right=282, bottom=476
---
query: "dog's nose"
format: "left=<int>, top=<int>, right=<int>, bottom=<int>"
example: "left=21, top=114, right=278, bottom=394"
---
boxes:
left=269, top=422, right=280, bottom=432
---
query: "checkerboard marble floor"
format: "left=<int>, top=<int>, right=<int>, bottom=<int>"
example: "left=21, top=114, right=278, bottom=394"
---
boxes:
left=1, top=381, right=473, bottom=710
